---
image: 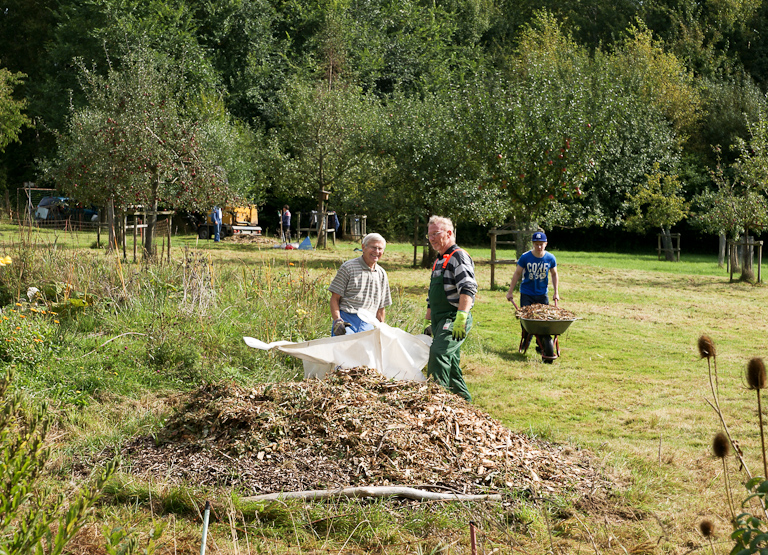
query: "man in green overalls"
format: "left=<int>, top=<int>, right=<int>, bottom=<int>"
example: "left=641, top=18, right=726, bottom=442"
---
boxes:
left=424, top=215, right=477, bottom=401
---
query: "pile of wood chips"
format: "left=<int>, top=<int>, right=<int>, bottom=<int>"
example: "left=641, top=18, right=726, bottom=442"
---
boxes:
left=124, top=367, right=607, bottom=498
left=224, top=234, right=273, bottom=244
left=516, top=303, right=577, bottom=321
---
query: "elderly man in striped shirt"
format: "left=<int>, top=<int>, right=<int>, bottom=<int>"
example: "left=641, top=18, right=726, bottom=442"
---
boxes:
left=329, top=233, right=392, bottom=336
left=424, top=215, right=477, bottom=401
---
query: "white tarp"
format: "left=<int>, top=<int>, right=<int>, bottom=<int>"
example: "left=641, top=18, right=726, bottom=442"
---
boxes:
left=244, top=310, right=431, bottom=381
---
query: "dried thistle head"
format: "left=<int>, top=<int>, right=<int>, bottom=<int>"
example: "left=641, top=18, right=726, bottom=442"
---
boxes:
left=698, top=335, right=716, bottom=360
left=699, top=519, right=715, bottom=538
left=747, top=358, right=767, bottom=390
left=712, top=432, right=730, bottom=459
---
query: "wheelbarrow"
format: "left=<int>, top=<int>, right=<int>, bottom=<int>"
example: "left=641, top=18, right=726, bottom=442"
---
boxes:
left=518, top=317, right=579, bottom=363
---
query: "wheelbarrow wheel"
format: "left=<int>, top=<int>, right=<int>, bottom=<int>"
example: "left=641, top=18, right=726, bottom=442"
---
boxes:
left=537, top=335, right=557, bottom=363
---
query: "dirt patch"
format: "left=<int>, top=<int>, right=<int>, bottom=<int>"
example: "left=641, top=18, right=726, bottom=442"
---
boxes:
left=123, top=367, right=610, bottom=498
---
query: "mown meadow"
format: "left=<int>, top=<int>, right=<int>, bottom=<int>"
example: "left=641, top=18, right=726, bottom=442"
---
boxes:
left=0, top=221, right=764, bottom=554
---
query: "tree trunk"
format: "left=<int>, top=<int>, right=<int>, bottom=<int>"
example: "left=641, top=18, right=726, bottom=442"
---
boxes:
left=144, top=199, right=158, bottom=259
left=730, top=237, right=740, bottom=275
left=514, top=223, right=538, bottom=258
left=660, top=227, right=675, bottom=262
left=740, top=231, right=754, bottom=281
left=106, top=199, right=118, bottom=252
left=144, top=178, right=160, bottom=259
left=718, top=233, right=726, bottom=268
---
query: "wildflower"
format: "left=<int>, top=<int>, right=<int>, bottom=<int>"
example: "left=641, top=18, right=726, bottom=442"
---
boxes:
left=14, top=303, right=21, bottom=307
left=54, top=320, right=60, bottom=324
left=289, top=262, right=295, bottom=266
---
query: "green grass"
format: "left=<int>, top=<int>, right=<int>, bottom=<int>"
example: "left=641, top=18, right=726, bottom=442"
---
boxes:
left=0, top=226, right=763, bottom=553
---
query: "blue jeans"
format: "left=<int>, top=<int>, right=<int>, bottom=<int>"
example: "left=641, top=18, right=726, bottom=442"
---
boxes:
left=331, top=310, right=375, bottom=336
left=214, top=223, right=221, bottom=242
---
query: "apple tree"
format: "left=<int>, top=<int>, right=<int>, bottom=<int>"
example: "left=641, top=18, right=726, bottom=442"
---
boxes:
left=49, top=47, right=236, bottom=255
left=473, top=12, right=603, bottom=245
left=549, top=25, right=693, bottom=230
left=624, top=164, right=689, bottom=261
left=692, top=109, right=768, bottom=275
left=371, top=83, right=510, bottom=265
left=266, top=76, right=384, bottom=247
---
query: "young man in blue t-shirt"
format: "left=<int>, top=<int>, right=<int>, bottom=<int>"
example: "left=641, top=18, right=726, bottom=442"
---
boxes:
left=506, top=231, right=560, bottom=355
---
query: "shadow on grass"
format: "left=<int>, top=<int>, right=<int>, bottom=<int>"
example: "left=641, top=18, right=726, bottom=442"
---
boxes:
left=484, top=344, right=528, bottom=362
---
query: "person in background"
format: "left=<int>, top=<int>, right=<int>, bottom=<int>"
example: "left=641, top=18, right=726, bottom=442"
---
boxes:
left=211, top=206, right=223, bottom=243
left=329, top=233, right=391, bottom=336
left=281, top=205, right=291, bottom=243
left=506, top=230, right=560, bottom=355
left=424, top=215, right=477, bottom=402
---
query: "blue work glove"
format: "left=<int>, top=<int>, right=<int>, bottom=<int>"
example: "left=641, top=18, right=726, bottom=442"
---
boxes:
left=452, top=310, right=469, bottom=340
left=332, top=318, right=349, bottom=336
left=423, top=319, right=432, bottom=337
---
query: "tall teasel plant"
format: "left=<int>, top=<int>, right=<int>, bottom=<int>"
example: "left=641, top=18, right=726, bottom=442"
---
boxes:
left=712, top=431, right=736, bottom=521
left=746, top=357, right=768, bottom=479
left=697, top=335, right=768, bottom=552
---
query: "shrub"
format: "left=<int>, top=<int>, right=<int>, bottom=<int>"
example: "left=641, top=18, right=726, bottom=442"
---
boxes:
left=0, top=304, right=59, bottom=368
left=0, top=367, right=115, bottom=554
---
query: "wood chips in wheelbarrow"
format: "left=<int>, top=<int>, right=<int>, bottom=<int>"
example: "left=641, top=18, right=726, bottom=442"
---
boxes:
left=515, top=303, right=576, bottom=320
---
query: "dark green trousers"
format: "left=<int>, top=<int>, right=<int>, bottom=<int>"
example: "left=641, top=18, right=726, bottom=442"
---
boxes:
left=427, top=313, right=472, bottom=401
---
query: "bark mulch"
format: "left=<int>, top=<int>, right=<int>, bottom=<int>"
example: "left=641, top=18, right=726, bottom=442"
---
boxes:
left=123, top=367, right=608, bottom=499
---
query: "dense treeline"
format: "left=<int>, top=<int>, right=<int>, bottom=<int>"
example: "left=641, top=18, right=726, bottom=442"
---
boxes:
left=2, top=0, right=768, bottom=247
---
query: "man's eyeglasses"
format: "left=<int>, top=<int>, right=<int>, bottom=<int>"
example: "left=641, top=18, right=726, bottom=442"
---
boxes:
left=426, top=231, right=445, bottom=239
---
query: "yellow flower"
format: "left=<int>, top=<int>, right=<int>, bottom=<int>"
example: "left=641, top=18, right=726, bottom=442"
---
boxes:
left=15, top=303, right=21, bottom=307
left=54, top=320, right=60, bottom=324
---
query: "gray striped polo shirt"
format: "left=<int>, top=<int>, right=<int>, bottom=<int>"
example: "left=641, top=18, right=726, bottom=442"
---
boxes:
left=328, top=256, right=392, bottom=314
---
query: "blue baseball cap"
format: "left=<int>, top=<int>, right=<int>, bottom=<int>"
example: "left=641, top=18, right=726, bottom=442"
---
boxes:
left=532, top=231, right=547, bottom=242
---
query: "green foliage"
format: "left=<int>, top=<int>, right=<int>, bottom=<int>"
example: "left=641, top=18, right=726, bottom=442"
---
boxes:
left=103, top=520, right=166, bottom=555
left=475, top=12, right=603, bottom=226
left=268, top=77, right=383, bottom=210
left=0, top=66, right=31, bottom=153
left=692, top=107, right=768, bottom=240
left=0, top=367, right=115, bottom=555
left=0, top=304, right=59, bottom=368
left=48, top=46, right=235, bottom=213
left=372, top=82, right=510, bottom=227
left=625, top=164, right=689, bottom=233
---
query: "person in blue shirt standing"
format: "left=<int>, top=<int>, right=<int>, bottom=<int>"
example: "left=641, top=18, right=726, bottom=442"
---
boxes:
left=506, top=230, right=560, bottom=358
left=211, top=206, right=223, bottom=242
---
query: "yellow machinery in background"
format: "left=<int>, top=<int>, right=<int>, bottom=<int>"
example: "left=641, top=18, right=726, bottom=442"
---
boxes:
left=195, top=205, right=261, bottom=239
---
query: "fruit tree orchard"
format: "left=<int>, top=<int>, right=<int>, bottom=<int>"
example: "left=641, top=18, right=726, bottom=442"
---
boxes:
left=49, top=48, right=238, bottom=256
